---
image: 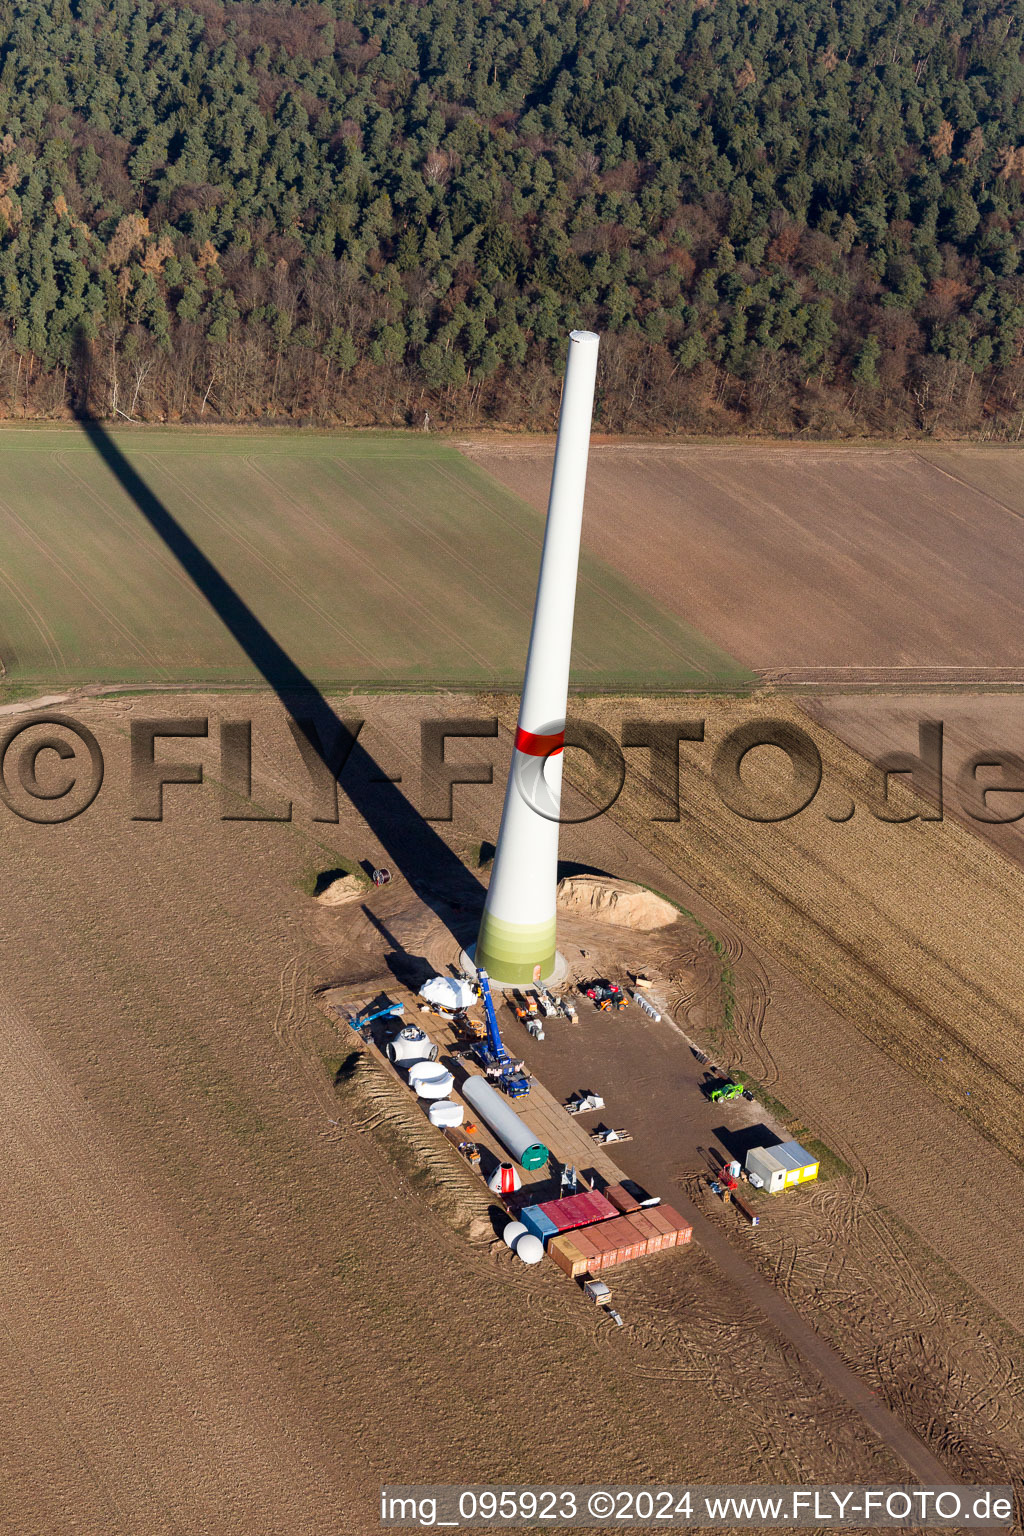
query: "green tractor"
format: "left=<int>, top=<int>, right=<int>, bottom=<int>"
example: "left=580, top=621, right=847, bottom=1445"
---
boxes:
left=709, top=1080, right=744, bottom=1103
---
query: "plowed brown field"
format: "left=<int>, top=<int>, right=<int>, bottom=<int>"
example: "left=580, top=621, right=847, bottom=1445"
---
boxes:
left=0, top=691, right=923, bottom=1534
left=460, top=439, right=1024, bottom=679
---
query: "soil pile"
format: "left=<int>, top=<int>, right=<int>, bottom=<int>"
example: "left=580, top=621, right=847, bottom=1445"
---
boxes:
left=315, top=874, right=364, bottom=906
left=557, top=876, right=677, bottom=931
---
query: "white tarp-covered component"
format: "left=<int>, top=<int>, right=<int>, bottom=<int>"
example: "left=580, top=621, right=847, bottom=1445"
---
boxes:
left=418, top=976, right=477, bottom=1010
left=409, top=1063, right=455, bottom=1100
left=515, top=1233, right=543, bottom=1264
left=427, top=1099, right=464, bottom=1128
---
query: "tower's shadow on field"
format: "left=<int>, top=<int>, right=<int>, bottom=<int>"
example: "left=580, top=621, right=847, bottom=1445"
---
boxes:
left=70, top=336, right=483, bottom=922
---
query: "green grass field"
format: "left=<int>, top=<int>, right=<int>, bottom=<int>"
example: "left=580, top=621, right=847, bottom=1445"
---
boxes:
left=0, top=427, right=751, bottom=692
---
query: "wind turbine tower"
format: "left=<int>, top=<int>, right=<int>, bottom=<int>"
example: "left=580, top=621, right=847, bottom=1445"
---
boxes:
left=474, top=329, right=600, bottom=985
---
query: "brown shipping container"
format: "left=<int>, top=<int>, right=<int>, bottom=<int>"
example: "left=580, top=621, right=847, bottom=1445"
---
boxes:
left=603, top=1182, right=642, bottom=1215
left=582, top=1224, right=618, bottom=1270
left=626, top=1211, right=663, bottom=1251
left=571, top=1229, right=601, bottom=1261
left=600, top=1217, right=644, bottom=1266
left=548, top=1236, right=588, bottom=1278
left=659, top=1204, right=694, bottom=1244
left=641, top=1206, right=677, bottom=1247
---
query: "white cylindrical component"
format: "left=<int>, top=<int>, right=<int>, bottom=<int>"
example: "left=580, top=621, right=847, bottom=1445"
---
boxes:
left=515, top=1233, right=543, bottom=1264
left=461, top=1075, right=549, bottom=1170
left=427, top=1099, right=464, bottom=1128
left=503, top=1221, right=528, bottom=1248
left=476, top=330, right=600, bottom=985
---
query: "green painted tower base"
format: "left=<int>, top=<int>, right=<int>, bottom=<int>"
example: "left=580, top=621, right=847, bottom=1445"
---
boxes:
left=468, top=910, right=558, bottom=986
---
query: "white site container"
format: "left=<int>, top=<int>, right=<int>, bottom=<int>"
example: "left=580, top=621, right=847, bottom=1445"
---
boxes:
left=744, top=1146, right=788, bottom=1195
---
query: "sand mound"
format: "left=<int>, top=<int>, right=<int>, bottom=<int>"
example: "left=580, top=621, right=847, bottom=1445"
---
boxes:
left=557, top=875, right=677, bottom=930
left=315, top=873, right=364, bottom=905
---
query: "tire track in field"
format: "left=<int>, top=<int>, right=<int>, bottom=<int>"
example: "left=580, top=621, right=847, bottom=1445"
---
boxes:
left=250, top=454, right=494, bottom=678
left=0, top=491, right=169, bottom=677
left=0, top=564, right=65, bottom=676
left=353, top=457, right=604, bottom=676
left=54, top=451, right=205, bottom=608
left=143, top=456, right=386, bottom=675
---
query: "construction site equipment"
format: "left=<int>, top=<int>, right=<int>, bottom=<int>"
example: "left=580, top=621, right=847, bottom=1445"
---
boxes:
left=584, top=980, right=627, bottom=1011
left=742, top=1089, right=755, bottom=1102
left=371, top=868, right=392, bottom=886
left=559, top=1164, right=579, bottom=1196
left=348, top=1000, right=404, bottom=1032
left=732, top=1195, right=760, bottom=1226
left=604, top=1179, right=659, bottom=1210
left=471, top=969, right=531, bottom=1097
left=539, top=1191, right=618, bottom=1232
left=461, top=1074, right=548, bottom=1170
left=591, top=1127, right=632, bottom=1145
left=512, top=993, right=545, bottom=1040
left=419, top=976, right=478, bottom=1013
left=709, top=1080, right=744, bottom=1103
left=408, top=1063, right=455, bottom=1100
left=427, top=1099, right=464, bottom=1128
left=607, top=1308, right=624, bottom=1326
left=584, top=1279, right=611, bottom=1304
left=537, top=992, right=558, bottom=1018
left=449, top=1010, right=487, bottom=1042
left=630, top=991, right=661, bottom=1020
left=519, top=1205, right=558, bottom=1245
left=564, top=1091, right=605, bottom=1115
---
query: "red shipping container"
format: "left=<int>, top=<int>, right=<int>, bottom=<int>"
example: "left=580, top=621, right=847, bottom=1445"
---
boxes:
left=539, top=1191, right=618, bottom=1232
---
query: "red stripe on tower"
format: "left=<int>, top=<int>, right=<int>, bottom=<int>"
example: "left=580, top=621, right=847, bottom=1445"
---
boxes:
left=514, top=726, right=565, bottom=758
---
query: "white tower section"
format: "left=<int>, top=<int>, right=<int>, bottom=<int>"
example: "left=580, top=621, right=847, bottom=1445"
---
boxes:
left=475, top=330, right=600, bottom=984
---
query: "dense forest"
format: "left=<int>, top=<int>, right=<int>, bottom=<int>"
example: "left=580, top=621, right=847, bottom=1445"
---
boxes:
left=2, top=0, right=1024, bottom=432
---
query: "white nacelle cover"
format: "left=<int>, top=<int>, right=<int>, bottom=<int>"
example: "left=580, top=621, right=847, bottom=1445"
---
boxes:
left=427, top=1098, right=464, bottom=1128
left=419, top=976, right=477, bottom=1010
left=408, top=1062, right=456, bottom=1099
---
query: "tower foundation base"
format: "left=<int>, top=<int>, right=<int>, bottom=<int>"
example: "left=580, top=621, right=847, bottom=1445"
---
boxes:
left=459, top=945, right=569, bottom=991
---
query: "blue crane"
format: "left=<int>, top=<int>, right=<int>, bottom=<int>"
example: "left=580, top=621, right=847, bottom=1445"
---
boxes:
left=474, top=970, right=531, bottom=1098
left=348, top=1001, right=405, bottom=1031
